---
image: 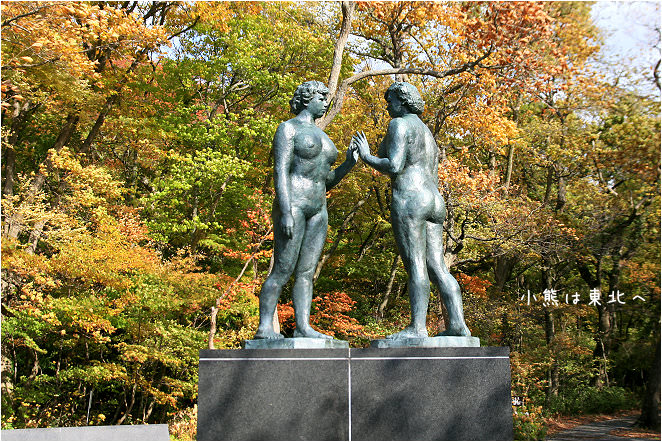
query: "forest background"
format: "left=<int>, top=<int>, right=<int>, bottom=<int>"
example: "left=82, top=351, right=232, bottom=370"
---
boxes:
left=1, top=1, right=660, bottom=440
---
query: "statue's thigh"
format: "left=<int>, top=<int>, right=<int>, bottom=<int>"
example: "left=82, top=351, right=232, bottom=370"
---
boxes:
left=295, top=209, right=328, bottom=275
left=392, top=211, right=427, bottom=271
left=271, top=209, right=307, bottom=277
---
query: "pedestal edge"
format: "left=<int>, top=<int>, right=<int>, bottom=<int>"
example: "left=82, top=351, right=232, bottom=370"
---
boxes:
left=370, top=335, right=480, bottom=348
left=243, top=337, right=349, bottom=349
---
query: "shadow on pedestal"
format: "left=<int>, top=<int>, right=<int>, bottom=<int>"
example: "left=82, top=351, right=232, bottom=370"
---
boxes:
left=197, top=349, right=349, bottom=441
left=350, top=347, right=513, bottom=440
left=370, top=336, right=480, bottom=348
left=197, top=347, right=512, bottom=441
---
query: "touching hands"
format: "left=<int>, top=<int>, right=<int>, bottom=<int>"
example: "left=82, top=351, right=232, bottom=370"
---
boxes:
left=346, top=141, right=359, bottom=164
left=351, top=131, right=370, bottom=160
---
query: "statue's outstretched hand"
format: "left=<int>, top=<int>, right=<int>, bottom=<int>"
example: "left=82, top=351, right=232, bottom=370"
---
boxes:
left=352, top=131, right=370, bottom=160
left=346, top=141, right=359, bottom=164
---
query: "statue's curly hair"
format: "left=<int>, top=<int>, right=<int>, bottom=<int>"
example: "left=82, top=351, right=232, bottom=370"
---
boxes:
left=385, top=82, right=425, bottom=115
left=290, top=81, right=329, bottom=115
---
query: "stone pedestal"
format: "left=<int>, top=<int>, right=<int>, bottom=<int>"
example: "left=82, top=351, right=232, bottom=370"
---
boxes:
left=198, top=347, right=512, bottom=441
left=370, top=336, right=480, bottom=348
left=198, top=349, right=350, bottom=440
left=1, top=425, right=170, bottom=441
left=244, top=337, right=349, bottom=349
left=350, top=347, right=513, bottom=440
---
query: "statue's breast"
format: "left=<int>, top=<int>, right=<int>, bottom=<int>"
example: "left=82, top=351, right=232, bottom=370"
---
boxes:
left=293, top=130, right=322, bottom=159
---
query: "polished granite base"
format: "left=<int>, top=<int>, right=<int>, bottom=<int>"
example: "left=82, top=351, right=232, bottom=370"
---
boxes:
left=243, top=337, right=349, bottom=349
left=1, top=425, right=170, bottom=441
left=198, top=347, right=513, bottom=440
left=370, top=335, right=480, bottom=348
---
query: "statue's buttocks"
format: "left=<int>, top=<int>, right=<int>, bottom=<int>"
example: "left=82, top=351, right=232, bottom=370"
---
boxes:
left=351, top=81, right=470, bottom=340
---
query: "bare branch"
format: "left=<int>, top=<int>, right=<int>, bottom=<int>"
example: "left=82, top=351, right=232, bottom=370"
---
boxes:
left=326, top=1, right=355, bottom=99
left=319, top=45, right=494, bottom=129
left=167, top=15, right=200, bottom=40
left=1, top=5, right=50, bottom=28
left=406, top=30, right=434, bottom=66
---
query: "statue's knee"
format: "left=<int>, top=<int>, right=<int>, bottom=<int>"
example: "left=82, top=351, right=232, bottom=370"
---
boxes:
left=294, top=267, right=314, bottom=281
left=408, top=276, right=428, bottom=292
left=265, top=272, right=290, bottom=289
left=409, top=266, right=427, bottom=281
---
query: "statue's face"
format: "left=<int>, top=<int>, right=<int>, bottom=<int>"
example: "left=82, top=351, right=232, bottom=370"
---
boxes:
left=386, top=91, right=406, bottom=118
left=306, top=92, right=328, bottom=119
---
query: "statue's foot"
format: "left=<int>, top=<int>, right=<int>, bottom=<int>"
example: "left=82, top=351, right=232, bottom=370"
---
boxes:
left=386, top=325, right=428, bottom=340
left=435, top=324, right=471, bottom=337
left=294, top=327, right=333, bottom=339
left=254, top=327, right=285, bottom=340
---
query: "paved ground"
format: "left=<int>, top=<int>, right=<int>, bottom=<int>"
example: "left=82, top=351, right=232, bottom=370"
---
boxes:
left=547, top=415, right=659, bottom=441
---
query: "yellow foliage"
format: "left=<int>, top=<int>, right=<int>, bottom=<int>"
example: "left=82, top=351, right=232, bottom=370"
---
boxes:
left=1, top=1, right=169, bottom=109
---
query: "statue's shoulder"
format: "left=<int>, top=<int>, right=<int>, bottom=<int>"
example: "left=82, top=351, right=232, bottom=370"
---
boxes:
left=274, top=119, right=297, bottom=138
left=387, top=116, right=410, bottom=136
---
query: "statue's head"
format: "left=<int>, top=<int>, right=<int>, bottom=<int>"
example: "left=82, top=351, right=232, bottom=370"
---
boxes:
left=385, top=82, right=424, bottom=115
left=290, top=81, right=329, bottom=115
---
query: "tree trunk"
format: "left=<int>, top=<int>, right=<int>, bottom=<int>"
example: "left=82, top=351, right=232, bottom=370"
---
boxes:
left=594, top=301, right=612, bottom=387
left=555, top=173, right=567, bottom=212
left=543, top=165, right=554, bottom=206
left=638, top=335, right=661, bottom=430
left=488, top=149, right=497, bottom=177
left=504, top=145, right=515, bottom=192
left=3, top=100, right=41, bottom=197
left=357, top=222, right=382, bottom=261
left=544, top=307, right=560, bottom=402
left=144, top=398, right=156, bottom=423
left=3, top=112, right=79, bottom=240
left=542, top=265, right=559, bottom=402
left=1, top=350, right=13, bottom=400
left=376, top=255, right=399, bottom=320
left=319, top=1, right=355, bottom=129
left=116, top=383, right=137, bottom=425
left=313, top=191, right=370, bottom=282
left=2, top=144, right=16, bottom=197
left=79, top=94, right=119, bottom=155
left=494, top=254, right=517, bottom=293
left=326, top=1, right=354, bottom=98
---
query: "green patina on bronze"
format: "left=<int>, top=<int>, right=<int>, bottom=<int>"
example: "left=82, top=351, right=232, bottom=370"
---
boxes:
left=254, top=81, right=357, bottom=340
left=351, top=82, right=471, bottom=339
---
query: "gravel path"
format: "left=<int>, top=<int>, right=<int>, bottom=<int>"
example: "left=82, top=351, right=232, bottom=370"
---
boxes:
left=547, top=415, right=658, bottom=441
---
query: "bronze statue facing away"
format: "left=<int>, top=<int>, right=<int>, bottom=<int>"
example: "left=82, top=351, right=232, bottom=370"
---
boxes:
left=254, top=81, right=357, bottom=340
left=352, top=82, right=471, bottom=339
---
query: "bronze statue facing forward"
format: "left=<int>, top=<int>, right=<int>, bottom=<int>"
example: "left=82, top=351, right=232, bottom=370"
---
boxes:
left=352, top=82, right=471, bottom=339
left=254, top=81, right=357, bottom=340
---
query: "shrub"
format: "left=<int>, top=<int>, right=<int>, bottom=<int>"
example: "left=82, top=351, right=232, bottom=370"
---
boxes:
left=547, top=386, right=638, bottom=415
left=513, top=404, right=547, bottom=440
left=169, top=405, right=197, bottom=441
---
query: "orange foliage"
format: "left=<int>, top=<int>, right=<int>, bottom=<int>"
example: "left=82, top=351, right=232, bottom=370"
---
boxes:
left=439, top=156, right=501, bottom=208
left=222, top=189, right=273, bottom=261
left=275, top=292, right=364, bottom=339
left=1, top=1, right=169, bottom=100
left=457, top=273, right=491, bottom=299
left=311, top=292, right=364, bottom=338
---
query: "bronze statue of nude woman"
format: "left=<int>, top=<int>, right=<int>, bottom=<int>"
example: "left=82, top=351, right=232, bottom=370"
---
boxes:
left=351, top=82, right=471, bottom=339
left=254, top=81, right=357, bottom=340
